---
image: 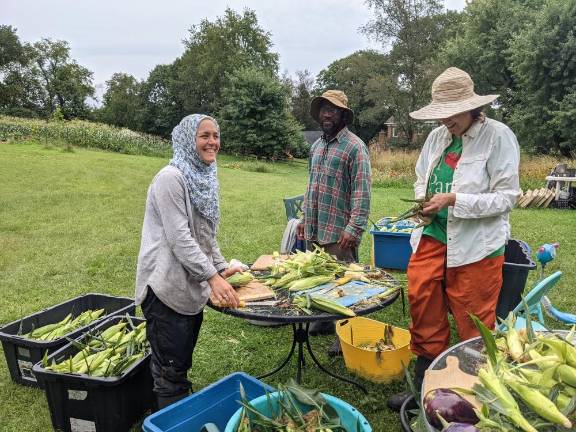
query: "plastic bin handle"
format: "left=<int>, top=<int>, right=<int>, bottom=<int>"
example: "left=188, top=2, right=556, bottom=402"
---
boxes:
left=201, top=423, right=221, bottom=432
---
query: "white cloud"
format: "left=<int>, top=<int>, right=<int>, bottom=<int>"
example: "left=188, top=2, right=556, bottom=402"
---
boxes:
left=3, top=0, right=466, bottom=86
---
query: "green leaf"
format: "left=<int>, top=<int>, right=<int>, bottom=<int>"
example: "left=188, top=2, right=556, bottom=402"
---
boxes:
left=469, top=313, right=498, bottom=367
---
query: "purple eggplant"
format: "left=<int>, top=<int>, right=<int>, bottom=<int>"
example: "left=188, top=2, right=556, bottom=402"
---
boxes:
left=424, top=388, right=479, bottom=429
left=441, top=422, right=480, bottom=432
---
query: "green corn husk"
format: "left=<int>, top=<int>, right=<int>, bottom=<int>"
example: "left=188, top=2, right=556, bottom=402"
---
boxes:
left=225, top=271, right=254, bottom=287
left=556, top=364, right=576, bottom=387
left=540, top=336, right=576, bottom=368
left=309, top=296, right=356, bottom=317
left=503, top=374, right=573, bottom=429
left=288, top=275, right=335, bottom=292
left=28, top=313, right=72, bottom=339
left=477, top=367, right=537, bottom=432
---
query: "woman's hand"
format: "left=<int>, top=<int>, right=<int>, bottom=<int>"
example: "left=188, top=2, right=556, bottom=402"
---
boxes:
left=219, top=267, right=243, bottom=278
left=422, top=193, right=456, bottom=216
left=208, top=273, right=240, bottom=308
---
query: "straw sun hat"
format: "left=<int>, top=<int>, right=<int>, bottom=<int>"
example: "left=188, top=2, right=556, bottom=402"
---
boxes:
left=410, top=67, right=498, bottom=120
left=310, top=90, right=354, bottom=123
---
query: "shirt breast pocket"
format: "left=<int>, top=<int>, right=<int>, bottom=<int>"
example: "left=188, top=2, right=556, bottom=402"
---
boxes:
left=321, top=166, right=345, bottom=194
left=455, top=155, right=490, bottom=192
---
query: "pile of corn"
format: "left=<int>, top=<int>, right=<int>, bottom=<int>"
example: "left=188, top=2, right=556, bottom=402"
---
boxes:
left=470, top=314, right=576, bottom=431
left=43, top=319, right=148, bottom=377
left=25, top=308, right=106, bottom=341
left=260, top=247, right=367, bottom=292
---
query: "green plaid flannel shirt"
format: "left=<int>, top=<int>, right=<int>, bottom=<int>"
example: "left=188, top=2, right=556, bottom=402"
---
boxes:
left=303, top=127, right=371, bottom=244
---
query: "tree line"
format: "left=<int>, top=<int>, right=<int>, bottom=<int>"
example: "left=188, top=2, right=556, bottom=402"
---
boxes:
left=1, top=0, right=575, bottom=158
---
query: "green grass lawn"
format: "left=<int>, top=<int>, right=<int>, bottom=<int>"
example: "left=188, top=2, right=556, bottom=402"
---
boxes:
left=0, top=141, right=575, bottom=431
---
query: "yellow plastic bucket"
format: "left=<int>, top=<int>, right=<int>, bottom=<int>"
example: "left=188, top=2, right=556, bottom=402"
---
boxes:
left=336, top=317, right=413, bottom=383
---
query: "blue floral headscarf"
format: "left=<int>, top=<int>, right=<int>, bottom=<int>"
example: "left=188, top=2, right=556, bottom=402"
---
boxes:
left=170, top=114, right=220, bottom=226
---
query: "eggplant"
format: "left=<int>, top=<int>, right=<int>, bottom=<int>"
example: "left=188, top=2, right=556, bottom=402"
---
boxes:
left=441, top=423, right=480, bottom=432
left=424, top=388, right=479, bottom=429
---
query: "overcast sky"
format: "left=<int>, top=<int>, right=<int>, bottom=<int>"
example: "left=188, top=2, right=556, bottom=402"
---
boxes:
left=4, top=0, right=466, bottom=88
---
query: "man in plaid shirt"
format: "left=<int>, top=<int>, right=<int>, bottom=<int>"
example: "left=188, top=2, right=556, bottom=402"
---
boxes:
left=297, top=90, right=371, bottom=340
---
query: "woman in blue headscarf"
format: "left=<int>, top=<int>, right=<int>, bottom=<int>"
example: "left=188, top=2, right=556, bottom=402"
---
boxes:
left=135, top=114, right=240, bottom=409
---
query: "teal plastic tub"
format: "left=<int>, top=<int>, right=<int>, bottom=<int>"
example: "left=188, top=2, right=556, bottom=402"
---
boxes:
left=224, top=391, right=372, bottom=432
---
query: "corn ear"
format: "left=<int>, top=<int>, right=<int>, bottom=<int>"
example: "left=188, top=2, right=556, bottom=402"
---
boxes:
left=288, top=275, right=335, bottom=292
left=226, top=272, right=254, bottom=287
left=504, top=377, right=572, bottom=429
left=556, top=364, right=576, bottom=387
left=308, top=296, right=355, bottom=317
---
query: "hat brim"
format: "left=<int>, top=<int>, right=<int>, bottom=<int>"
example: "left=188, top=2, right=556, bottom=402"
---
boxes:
left=310, top=96, right=354, bottom=124
left=409, top=94, right=499, bottom=120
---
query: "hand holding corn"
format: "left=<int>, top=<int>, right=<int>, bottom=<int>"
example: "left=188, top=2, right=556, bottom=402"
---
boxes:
left=209, top=272, right=240, bottom=308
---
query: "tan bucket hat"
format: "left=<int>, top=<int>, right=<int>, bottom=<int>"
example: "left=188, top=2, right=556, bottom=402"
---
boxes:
left=410, top=67, right=498, bottom=120
left=310, top=90, right=354, bottom=123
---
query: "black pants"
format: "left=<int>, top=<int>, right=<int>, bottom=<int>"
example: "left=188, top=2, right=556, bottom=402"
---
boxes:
left=141, top=288, right=203, bottom=397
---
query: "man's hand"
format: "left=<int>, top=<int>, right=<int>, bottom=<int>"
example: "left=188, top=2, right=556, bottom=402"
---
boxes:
left=208, top=273, right=240, bottom=308
left=337, top=231, right=357, bottom=249
left=422, top=193, right=456, bottom=216
left=296, top=222, right=305, bottom=240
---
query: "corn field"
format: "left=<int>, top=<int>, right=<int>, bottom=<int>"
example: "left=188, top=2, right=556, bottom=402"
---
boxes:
left=369, top=148, right=575, bottom=190
left=0, top=116, right=171, bottom=157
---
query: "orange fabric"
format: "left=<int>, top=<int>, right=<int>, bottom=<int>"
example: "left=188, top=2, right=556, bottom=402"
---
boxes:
left=408, top=235, right=504, bottom=359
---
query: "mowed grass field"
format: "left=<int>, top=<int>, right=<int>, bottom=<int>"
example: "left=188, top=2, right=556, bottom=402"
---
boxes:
left=0, top=141, right=575, bottom=431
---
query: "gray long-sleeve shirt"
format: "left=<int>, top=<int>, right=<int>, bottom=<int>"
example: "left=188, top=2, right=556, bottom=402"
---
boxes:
left=135, top=165, right=228, bottom=315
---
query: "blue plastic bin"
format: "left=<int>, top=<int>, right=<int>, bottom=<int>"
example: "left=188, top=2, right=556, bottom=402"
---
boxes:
left=371, top=230, right=412, bottom=270
left=142, top=372, right=274, bottom=432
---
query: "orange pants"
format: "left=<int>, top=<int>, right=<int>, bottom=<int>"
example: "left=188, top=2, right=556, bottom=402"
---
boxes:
left=408, top=236, right=504, bottom=359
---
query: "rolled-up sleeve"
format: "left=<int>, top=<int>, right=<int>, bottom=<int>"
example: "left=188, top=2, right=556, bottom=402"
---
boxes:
left=345, top=145, right=372, bottom=239
left=453, top=127, right=520, bottom=218
left=152, top=172, right=218, bottom=281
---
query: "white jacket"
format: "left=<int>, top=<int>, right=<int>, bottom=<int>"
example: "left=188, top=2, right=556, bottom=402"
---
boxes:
left=410, top=117, right=520, bottom=267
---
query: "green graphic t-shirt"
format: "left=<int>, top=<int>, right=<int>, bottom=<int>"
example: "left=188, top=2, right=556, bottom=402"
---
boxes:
left=423, top=136, right=503, bottom=258
left=423, top=137, right=463, bottom=243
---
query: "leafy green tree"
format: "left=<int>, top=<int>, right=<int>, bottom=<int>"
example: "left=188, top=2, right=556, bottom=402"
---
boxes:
left=362, top=0, right=457, bottom=146
left=507, top=0, right=576, bottom=156
left=218, top=68, right=306, bottom=160
left=98, top=73, right=142, bottom=129
left=31, top=39, right=94, bottom=118
left=288, top=70, right=317, bottom=131
left=176, top=8, right=279, bottom=116
left=438, top=0, right=543, bottom=120
left=137, top=63, right=184, bottom=137
left=315, top=50, right=391, bottom=143
left=0, top=25, right=42, bottom=117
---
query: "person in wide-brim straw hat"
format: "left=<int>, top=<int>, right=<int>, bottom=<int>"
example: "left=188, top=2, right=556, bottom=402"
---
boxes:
left=387, top=67, right=521, bottom=412
left=409, top=67, right=498, bottom=120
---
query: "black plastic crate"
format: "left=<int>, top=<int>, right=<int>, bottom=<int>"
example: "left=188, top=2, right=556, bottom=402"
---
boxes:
left=0, top=293, right=134, bottom=387
left=32, top=315, right=154, bottom=432
left=496, top=239, right=537, bottom=320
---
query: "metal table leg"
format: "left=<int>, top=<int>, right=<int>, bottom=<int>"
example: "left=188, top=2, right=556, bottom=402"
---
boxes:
left=257, top=322, right=367, bottom=394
